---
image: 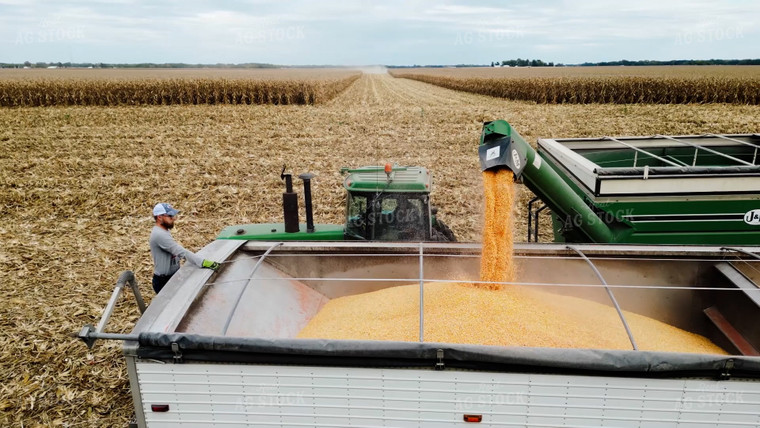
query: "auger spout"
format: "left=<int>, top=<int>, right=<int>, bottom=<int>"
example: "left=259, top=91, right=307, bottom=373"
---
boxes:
left=479, top=120, right=617, bottom=243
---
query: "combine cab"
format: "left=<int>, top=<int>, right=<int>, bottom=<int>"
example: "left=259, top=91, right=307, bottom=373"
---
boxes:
left=342, top=165, right=455, bottom=241
left=217, top=164, right=456, bottom=242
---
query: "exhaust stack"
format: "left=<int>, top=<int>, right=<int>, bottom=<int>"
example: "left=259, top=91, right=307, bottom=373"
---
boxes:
left=299, top=173, right=315, bottom=233
left=281, top=166, right=299, bottom=233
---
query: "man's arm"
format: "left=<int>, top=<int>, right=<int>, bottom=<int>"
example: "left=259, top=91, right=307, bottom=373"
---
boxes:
left=155, top=230, right=205, bottom=267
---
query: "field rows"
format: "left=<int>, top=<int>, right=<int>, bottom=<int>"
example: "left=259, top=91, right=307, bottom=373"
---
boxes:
left=2, top=72, right=760, bottom=427
left=0, top=69, right=360, bottom=106
left=390, top=66, right=760, bottom=104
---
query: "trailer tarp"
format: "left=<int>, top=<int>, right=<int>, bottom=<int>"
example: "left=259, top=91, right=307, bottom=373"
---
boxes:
left=137, top=332, right=760, bottom=379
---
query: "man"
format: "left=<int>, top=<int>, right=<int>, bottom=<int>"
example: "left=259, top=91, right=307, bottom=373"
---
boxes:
left=150, top=202, right=220, bottom=293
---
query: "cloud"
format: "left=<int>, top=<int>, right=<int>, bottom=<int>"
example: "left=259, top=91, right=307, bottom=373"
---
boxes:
left=0, top=0, right=757, bottom=64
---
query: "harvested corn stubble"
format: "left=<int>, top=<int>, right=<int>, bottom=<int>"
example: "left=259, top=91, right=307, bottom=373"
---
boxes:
left=297, top=281, right=726, bottom=354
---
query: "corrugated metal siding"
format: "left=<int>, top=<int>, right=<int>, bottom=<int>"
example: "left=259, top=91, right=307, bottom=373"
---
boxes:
left=137, top=362, right=760, bottom=427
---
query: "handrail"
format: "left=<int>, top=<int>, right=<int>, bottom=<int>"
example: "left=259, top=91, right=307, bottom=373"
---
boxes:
left=567, top=246, right=639, bottom=351
left=77, top=270, right=146, bottom=348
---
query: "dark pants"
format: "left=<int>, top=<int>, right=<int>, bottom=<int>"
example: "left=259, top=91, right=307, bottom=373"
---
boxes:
left=152, top=273, right=174, bottom=294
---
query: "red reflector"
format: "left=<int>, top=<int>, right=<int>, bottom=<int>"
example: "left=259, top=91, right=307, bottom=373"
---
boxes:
left=151, top=404, right=170, bottom=412
left=463, top=414, right=482, bottom=423
left=384, top=163, right=392, bottom=174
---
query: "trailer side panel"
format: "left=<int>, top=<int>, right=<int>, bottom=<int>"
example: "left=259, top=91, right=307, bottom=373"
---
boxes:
left=135, top=361, right=760, bottom=428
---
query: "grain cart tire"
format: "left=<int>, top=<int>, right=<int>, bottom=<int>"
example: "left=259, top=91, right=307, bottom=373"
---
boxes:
left=433, top=219, right=457, bottom=242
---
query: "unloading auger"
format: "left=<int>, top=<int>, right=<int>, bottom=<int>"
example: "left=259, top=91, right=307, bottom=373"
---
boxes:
left=479, top=119, right=617, bottom=243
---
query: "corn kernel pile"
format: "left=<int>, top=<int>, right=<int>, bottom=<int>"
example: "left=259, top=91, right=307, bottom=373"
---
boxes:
left=297, top=170, right=726, bottom=354
left=297, top=281, right=726, bottom=353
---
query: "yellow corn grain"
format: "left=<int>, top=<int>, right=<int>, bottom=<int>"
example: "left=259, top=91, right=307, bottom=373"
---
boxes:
left=297, top=281, right=726, bottom=354
left=299, top=167, right=725, bottom=354
left=477, top=169, right=516, bottom=289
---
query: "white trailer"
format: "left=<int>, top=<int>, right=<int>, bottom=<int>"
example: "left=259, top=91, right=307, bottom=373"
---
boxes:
left=81, top=241, right=760, bottom=427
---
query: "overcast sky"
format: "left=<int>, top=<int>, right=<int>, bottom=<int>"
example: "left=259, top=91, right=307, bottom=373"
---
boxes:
left=1, top=0, right=758, bottom=65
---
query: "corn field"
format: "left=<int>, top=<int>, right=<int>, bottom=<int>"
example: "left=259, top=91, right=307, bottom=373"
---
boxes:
left=2, top=72, right=760, bottom=427
left=0, top=74, right=360, bottom=106
left=390, top=70, right=760, bottom=104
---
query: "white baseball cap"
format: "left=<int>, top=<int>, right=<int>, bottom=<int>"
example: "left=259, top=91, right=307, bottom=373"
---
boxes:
left=153, top=203, right=179, bottom=217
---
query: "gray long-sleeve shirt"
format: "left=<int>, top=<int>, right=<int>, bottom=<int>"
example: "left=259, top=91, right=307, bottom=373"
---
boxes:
left=150, top=226, right=204, bottom=276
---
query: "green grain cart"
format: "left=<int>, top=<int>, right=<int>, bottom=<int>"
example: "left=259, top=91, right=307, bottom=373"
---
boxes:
left=479, top=120, right=760, bottom=245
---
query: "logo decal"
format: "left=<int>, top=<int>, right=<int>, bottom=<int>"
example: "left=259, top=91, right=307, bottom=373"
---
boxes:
left=744, top=209, right=760, bottom=225
left=486, top=146, right=500, bottom=161
left=511, top=149, right=521, bottom=170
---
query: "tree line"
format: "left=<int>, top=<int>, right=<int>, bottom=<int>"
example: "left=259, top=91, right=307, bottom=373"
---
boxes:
left=489, top=58, right=760, bottom=67
left=0, top=62, right=280, bottom=69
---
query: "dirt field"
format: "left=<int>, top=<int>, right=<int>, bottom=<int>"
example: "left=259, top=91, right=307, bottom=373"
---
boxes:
left=2, top=72, right=760, bottom=426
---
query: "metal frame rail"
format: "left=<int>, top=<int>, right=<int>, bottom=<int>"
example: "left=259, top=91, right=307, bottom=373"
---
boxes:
left=603, top=137, right=681, bottom=167
left=705, top=134, right=759, bottom=165
left=656, top=135, right=754, bottom=167
left=77, top=270, right=146, bottom=348
left=418, top=243, right=424, bottom=342
left=721, top=247, right=760, bottom=261
left=221, top=242, right=283, bottom=335
left=566, top=246, right=639, bottom=351
left=604, top=134, right=758, bottom=168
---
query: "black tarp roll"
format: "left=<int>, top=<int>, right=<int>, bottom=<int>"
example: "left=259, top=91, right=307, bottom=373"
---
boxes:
left=137, top=332, right=760, bottom=379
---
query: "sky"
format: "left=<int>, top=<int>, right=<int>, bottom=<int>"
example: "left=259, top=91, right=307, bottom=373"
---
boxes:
left=0, top=0, right=758, bottom=66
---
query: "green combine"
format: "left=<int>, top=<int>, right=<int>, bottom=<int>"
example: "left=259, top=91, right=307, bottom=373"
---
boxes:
left=479, top=119, right=760, bottom=245
left=217, top=164, right=456, bottom=242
